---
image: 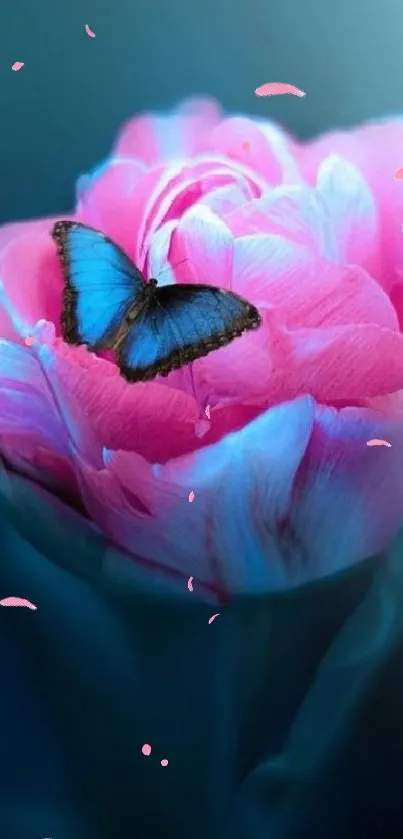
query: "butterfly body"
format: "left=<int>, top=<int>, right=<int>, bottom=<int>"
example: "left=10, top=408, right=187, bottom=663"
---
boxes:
left=52, top=220, right=261, bottom=383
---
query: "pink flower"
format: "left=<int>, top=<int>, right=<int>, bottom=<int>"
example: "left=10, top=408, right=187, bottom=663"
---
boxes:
left=1, top=97, right=403, bottom=599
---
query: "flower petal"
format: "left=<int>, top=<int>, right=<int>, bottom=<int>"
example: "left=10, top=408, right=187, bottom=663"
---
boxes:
left=147, top=220, right=178, bottom=286
left=316, top=155, right=379, bottom=276
left=47, top=337, right=265, bottom=463
left=194, top=307, right=403, bottom=409
left=232, top=235, right=398, bottom=330
left=197, top=183, right=254, bottom=217
left=169, top=204, right=234, bottom=287
left=224, top=185, right=337, bottom=258
left=286, top=322, right=403, bottom=402
left=75, top=396, right=315, bottom=592
left=290, top=404, right=403, bottom=582
left=0, top=217, right=70, bottom=342
left=76, top=158, right=156, bottom=266
left=0, top=231, right=64, bottom=336
left=114, top=97, right=223, bottom=165
left=299, top=119, right=403, bottom=290
left=0, top=340, right=68, bottom=460
left=203, top=116, right=300, bottom=186
left=134, top=156, right=264, bottom=269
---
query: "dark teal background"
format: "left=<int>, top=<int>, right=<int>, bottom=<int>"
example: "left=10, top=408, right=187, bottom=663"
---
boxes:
left=1, top=0, right=403, bottom=222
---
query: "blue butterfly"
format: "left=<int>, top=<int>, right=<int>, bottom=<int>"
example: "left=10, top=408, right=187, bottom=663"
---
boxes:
left=52, top=221, right=262, bottom=383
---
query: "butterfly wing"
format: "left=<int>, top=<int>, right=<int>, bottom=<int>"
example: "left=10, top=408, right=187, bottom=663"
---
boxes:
left=116, top=283, right=261, bottom=382
left=52, top=221, right=146, bottom=350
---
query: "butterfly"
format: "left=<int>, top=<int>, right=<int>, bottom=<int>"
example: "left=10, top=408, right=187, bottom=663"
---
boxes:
left=51, top=220, right=262, bottom=383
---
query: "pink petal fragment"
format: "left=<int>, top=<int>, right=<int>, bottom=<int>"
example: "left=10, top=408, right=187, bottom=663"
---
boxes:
left=160, top=759, right=169, bottom=767
left=205, top=405, right=211, bottom=419
left=141, top=743, right=152, bottom=756
left=255, top=82, right=305, bottom=97
left=11, top=61, right=24, bottom=72
left=85, top=23, right=96, bottom=37
left=366, top=438, right=392, bottom=447
left=394, top=167, right=403, bottom=179
left=0, top=596, right=37, bottom=609
left=188, top=490, right=195, bottom=503
left=24, top=336, right=34, bottom=346
left=208, top=613, right=220, bottom=624
left=187, top=576, right=194, bottom=592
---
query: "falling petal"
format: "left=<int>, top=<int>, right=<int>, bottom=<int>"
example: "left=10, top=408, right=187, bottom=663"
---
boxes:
left=188, top=490, right=195, bottom=503
left=241, top=141, right=250, bottom=152
left=0, top=596, right=37, bottom=609
left=205, top=404, right=211, bottom=419
left=85, top=23, right=96, bottom=37
left=160, top=759, right=169, bottom=767
left=255, top=82, right=305, bottom=97
left=11, top=61, right=24, bottom=72
left=24, top=336, right=34, bottom=346
left=366, top=438, right=392, bottom=447
left=141, top=744, right=152, bottom=756
left=208, top=613, right=220, bottom=624
left=394, top=167, right=403, bottom=179
left=187, top=576, right=194, bottom=592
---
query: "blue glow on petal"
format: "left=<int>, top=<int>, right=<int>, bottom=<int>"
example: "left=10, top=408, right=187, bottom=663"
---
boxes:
left=102, top=448, right=113, bottom=466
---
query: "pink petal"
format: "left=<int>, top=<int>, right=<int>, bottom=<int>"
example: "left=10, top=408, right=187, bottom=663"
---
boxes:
left=316, top=155, right=379, bottom=277
left=0, top=338, right=79, bottom=497
left=226, top=157, right=377, bottom=274
left=255, top=82, right=305, bottom=97
left=0, top=597, right=36, bottom=609
left=247, top=117, right=302, bottom=184
left=202, top=116, right=284, bottom=185
left=232, top=235, right=398, bottom=330
left=290, top=404, right=403, bottom=581
left=0, top=217, right=64, bottom=255
left=114, top=97, right=222, bottom=165
left=133, top=157, right=263, bottom=270
left=224, top=187, right=329, bottom=252
left=48, top=340, right=196, bottom=462
left=146, top=220, right=178, bottom=285
left=76, top=158, right=153, bottom=267
left=75, top=396, right=315, bottom=592
left=0, top=230, right=64, bottom=335
left=40, top=337, right=265, bottom=462
left=0, top=339, right=68, bottom=454
left=195, top=183, right=254, bottom=217
left=169, top=204, right=234, bottom=287
left=35, top=338, right=104, bottom=467
left=193, top=308, right=275, bottom=408
left=285, top=322, right=403, bottom=402
left=194, top=307, right=403, bottom=409
left=0, top=217, right=70, bottom=342
left=299, top=120, right=403, bottom=291
left=11, top=61, right=24, bottom=72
